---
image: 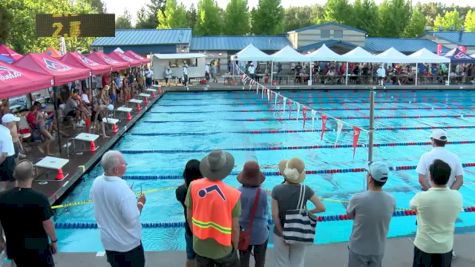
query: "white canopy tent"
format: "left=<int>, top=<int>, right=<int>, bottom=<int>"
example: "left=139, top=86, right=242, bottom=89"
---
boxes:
left=269, top=45, right=310, bottom=84
left=407, top=48, right=450, bottom=85
left=231, top=44, right=271, bottom=62
left=375, top=47, right=412, bottom=64
left=305, top=45, right=342, bottom=84
left=339, top=47, right=378, bottom=85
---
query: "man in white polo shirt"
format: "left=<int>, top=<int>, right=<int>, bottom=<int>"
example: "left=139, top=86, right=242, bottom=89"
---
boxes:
left=416, top=129, right=463, bottom=191
left=0, top=114, right=16, bottom=187
left=91, top=150, right=146, bottom=267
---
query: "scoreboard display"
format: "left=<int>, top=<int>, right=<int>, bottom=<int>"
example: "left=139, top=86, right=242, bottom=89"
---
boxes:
left=36, top=14, right=115, bottom=37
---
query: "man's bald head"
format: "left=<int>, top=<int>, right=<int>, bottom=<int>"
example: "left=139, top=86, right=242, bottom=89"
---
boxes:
left=13, top=160, right=35, bottom=182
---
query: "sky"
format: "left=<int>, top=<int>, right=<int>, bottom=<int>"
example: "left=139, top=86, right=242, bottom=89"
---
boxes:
left=103, top=0, right=475, bottom=24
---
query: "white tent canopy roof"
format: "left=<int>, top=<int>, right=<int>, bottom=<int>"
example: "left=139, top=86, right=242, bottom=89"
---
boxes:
left=375, top=47, right=412, bottom=63
left=305, top=44, right=342, bottom=62
left=340, top=47, right=378, bottom=63
left=408, top=48, right=450, bottom=63
left=271, top=45, right=310, bottom=62
left=231, top=44, right=271, bottom=61
left=153, top=53, right=206, bottom=59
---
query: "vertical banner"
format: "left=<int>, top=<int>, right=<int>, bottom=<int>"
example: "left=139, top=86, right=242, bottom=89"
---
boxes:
left=321, top=114, right=328, bottom=140
left=302, top=106, right=308, bottom=128
left=311, top=109, right=317, bottom=128
left=267, top=88, right=271, bottom=101
left=261, top=85, right=265, bottom=99
left=282, top=97, right=287, bottom=112
left=334, top=119, right=344, bottom=146
left=287, top=98, right=293, bottom=119
left=296, top=103, right=300, bottom=121
left=352, top=126, right=361, bottom=158
left=274, top=93, right=279, bottom=109
left=437, top=43, right=442, bottom=55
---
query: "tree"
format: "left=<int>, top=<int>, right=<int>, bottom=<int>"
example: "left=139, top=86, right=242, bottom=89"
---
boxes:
left=251, top=0, right=284, bottom=35
left=378, top=0, right=411, bottom=37
left=283, top=6, right=314, bottom=32
left=116, top=10, right=133, bottom=29
left=403, top=7, right=426, bottom=37
left=157, top=0, right=188, bottom=29
left=85, top=0, right=106, bottom=13
left=433, top=10, right=463, bottom=31
left=417, top=2, right=443, bottom=28
left=195, top=0, right=222, bottom=35
left=352, top=0, right=378, bottom=36
left=465, top=10, right=475, bottom=32
left=0, top=7, right=12, bottom=44
left=186, top=4, right=198, bottom=29
left=223, top=0, right=250, bottom=35
left=136, top=7, right=154, bottom=28
left=324, top=0, right=353, bottom=25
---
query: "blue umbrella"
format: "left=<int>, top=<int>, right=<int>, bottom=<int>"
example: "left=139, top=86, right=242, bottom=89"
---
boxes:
left=0, top=54, right=14, bottom=64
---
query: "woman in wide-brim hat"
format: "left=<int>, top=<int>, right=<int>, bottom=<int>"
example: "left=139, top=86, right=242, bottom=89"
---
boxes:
left=237, top=160, right=268, bottom=267
left=271, top=157, right=326, bottom=267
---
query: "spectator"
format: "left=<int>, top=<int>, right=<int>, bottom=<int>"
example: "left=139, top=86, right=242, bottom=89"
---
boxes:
left=176, top=159, right=203, bottom=267
left=2, top=113, right=24, bottom=159
left=416, top=129, right=463, bottom=191
left=347, top=161, right=395, bottom=267
left=183, top=64, right=189, bottom=86
left=205, top=64, right=210, bottom=81
left=91, top=150, right=146, bottom=267
left=0, top=160, right=57, bottom=267
left=237, top=161, right=268, bottom=267
left=377, top=65, right=386, bottom=86
left=272, top=158, right=325, bottom=267
left=0, top=114, right=17, bottom=186
left=248, top=63, right=256, bottom=81
left=145, top=68, right=153, bottom=88
left=165, top=67, right=173, bottom=86
left=411, top=159, right=462, bottom=267
left=26, top=103, right=54, bottom=155
left=186, top=150, right=241, bottom=266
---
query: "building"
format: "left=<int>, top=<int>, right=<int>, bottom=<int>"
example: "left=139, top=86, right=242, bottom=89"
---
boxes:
left=423, top=31, right=475, bottom=54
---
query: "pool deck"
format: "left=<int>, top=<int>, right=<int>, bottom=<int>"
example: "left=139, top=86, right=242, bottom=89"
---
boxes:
left=4, top=234, right=469, bottom=267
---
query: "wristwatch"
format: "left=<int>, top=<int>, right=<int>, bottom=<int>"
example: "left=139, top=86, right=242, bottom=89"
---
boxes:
left=51, top=239, right=57, bottom=243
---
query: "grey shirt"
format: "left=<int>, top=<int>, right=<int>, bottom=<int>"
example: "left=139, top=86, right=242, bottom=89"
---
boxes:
left=272, top=183, right=314, bottom=236
left=239, top=186, right=269, bottom=245
left=347, top=191, right=395, bottom=256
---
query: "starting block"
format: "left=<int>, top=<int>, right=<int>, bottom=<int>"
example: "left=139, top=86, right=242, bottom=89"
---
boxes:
left=102, top=118, right=120, bottom=133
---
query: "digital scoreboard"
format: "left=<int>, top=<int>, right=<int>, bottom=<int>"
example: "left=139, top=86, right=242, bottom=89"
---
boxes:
left=36, top=14, right=115, bottom=37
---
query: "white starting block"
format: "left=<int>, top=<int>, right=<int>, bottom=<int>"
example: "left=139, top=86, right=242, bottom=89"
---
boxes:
left=35, top=156, right=69, bottom=181
left=139, top=93, right=151, bottom=98
left=73, top=133, right=100, bottom=152
left=129, top=99, right=143, bottom=111
left=146, top=88, right=158, bottom=98
left=102, top=118, right=120, bottom=133
left=117, top=106, right=133, bottom=121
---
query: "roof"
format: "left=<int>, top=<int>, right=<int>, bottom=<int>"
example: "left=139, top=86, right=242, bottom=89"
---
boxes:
left=426, top=31, right=475, bottom=46
left=364, top=37, right=449, bottom=53
left=190, top=36, right=291, bottom=51
left=298, top=39, right=356, bottom=52
left=290, top=22, right=366, bottom=34
left=92, top=29, right=192, bottom=46
left=154, top=53, right=206, bottom=59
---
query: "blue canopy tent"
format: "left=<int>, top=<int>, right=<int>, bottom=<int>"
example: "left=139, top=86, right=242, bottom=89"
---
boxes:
left=444, top=48, right=475, bottom=64
left=0, top=54, right=14, bottom=64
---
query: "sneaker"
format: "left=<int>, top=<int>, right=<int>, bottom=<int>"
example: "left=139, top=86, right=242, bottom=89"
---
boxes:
left=452, top=250, right=456, bottom=259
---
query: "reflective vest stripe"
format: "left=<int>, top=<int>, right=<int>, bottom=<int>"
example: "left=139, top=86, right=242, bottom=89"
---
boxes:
left=192, top=217, right=232, bottom=235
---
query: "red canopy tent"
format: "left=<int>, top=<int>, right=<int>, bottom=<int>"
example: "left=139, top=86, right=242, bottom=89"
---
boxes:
left=125, top=50, right=150, bottom=64
left=61, top=52, right=111, bottom=75
left=45, top=47, right=62, bottom=58
left=87, top=52, right=129, bottom=71
left=0, top=44, right=23, bottom=61
left=108, top=51, right=142, bottom=67
left=0, top=61, right=53, bottom=98
left=13, top=53, right=90, bottom=86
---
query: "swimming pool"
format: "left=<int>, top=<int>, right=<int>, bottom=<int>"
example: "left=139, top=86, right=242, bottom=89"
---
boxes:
left=55, top=89, right=475, bottom=252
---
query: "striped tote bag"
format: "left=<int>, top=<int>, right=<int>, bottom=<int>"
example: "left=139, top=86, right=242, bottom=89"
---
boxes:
left=282, top=184, right=317, bottom=244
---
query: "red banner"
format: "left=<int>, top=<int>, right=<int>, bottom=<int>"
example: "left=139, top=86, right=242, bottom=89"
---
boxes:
left=459, top=46, right=467, bottom=53
left=437, top=43, right=442, bottom=55
left=321, top=114, right=328, bottom=140
left=302, top=106, right=308, bottom=128
left=352, top=126, right=361, bottom=158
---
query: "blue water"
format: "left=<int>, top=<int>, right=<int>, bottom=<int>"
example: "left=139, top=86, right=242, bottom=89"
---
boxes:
left=55, top=89, right=475, bottom=252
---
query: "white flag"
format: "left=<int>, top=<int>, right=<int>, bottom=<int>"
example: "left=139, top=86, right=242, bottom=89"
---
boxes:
left=274, top=92, right=279, bottom=109
left=311, top=110, right=317, bottom=128
left=282, top=97, right=287, bottom=112
left=296, top=103, right=300, bottom=121
left=334, top=119, right=344, bottom=146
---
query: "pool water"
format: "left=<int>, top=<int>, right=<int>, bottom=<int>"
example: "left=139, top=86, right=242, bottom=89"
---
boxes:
left=55, top=89, right=475, bottom=252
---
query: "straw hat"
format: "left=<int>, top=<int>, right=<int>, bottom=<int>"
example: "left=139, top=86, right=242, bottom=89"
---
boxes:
left=237, top=161, right=265, bottom=187
left=278, top=157, right=306, bottom=184
left=200, top=150, right=234, bottom=181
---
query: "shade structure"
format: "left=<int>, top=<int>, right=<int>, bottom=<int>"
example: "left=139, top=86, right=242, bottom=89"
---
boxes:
left=408, top=48, right=450, bottom=64
left=375, top=47, right=412, bottom=64
left=87, top=52, right=129, bottom=71
left=0, top=55, right=14, bottom=64
left=444, top=48, right=475, bottom=64
left=61, top=52, right=111, bottom=75
left=0, top=44, right=22, bottom=61
left=0, top=61, right=53, bottom=98
left=125, top=50, right=150, bottom=64
left=340, top=47, right=378, bottom=63
left=108, top=51, right=142, bottom=67
left=13, top=53, right=89, bottom=86
left=45, top=47, right=62, bottom=58
left=305, top=44, right=342, bottom=62
left=270, top=45, right=309, bottom=62
left=231, top=44, right=271, bottom=61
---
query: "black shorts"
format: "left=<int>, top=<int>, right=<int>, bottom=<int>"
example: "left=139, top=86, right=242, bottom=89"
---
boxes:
left=413, top=246, right=452, bottom=267
left=106, top=243, right=145, bottom=267
left=0, top=155, right=15, bottom=182
left=12, top=249, right=54, bottom=267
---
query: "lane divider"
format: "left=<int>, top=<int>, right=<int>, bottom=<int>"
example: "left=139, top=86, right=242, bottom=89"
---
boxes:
left=54, top=206, right=475, bottom=229
left=120, top=140, right=475, bottom=154
left=120, top=162, right=475, bottom=180
left=129, top=125, right=475, bottom=136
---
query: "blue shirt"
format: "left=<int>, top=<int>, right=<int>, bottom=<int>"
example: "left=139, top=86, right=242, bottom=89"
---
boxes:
left=238, top=186, right=269, bottom=245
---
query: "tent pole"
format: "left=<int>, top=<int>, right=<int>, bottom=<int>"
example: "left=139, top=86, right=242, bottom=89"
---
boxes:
left=367, top=86, right=376, bottom=190
left=309, top=62, right=313, bottom=86
left=270, top=61, right=274, bottom=86
left=345, top=62, right=349, bottom=85
left=447, top=64, right=451, bottom=85
left=415, top=63, right=418, bottom=86
left=53, top=86, right=62, bottom=154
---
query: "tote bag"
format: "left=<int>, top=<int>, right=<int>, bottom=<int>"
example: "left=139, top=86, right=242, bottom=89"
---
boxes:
left=282, top=184, right=317, bottom=244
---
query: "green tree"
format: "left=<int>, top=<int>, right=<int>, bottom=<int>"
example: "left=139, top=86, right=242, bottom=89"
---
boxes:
left=0, top=7, right=12, bottom=44
left=186, top=4, right=198, bottom=29
left=195, top=0, right=222, bottom=35
left=417, top=2, right=443, bottom=28
left=310, top=4, right=325, bottom=24
left=223, top=0, right=250, bottom=35
left=433, top=10, right=463, bottom=31
left=85, top=0, right=106, bottom=13
left=136, top=7, right=154, bottom=28
left=116, top=10, right=133, bottom=29
left=402, top=7, right=426, bottom=37
left=283, top=6, right=314, bottom=32
left=324, top=0, right=353, bottom=25
left=352, top=0, right=378, bottom=36
left=251, top=0, right=284, bottom=35
left=465, top=10, right=475, bottom=32
left=157, top=0, right=188, bottom=29
left=378, top=0, right=411, bottom=37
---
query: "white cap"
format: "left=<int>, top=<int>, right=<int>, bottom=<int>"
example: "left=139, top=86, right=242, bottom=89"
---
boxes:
left=2, top=113, right=20, bottom=124
left=431, top=129, right=447, bottom=141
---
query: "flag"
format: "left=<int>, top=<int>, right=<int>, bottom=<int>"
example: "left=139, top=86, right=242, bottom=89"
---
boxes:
left=352, top=126, right=361, bottom=158
left=296, top=103, right=300, bottom=121
left=282, top=97, right=287, bottom=112
left=274, top=92, right=279, bottom=109
left=334, top=120, right=344, bottom=146
left=311, top=109, right=317, bottom=128
left=287, top=98, right=292, bottom=119
left=321, top=114, right=328, bottom=140
left=437, top=43, right=442, bottom=55
left=302, top=106, right=308, bottom=128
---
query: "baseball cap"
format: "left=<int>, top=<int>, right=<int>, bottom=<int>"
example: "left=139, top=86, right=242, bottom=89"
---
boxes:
left=368, top=161, right=389, bottom=182
left=431, top=129, right=447, bottom=141
left=2, top=113, right=20, bottom=123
